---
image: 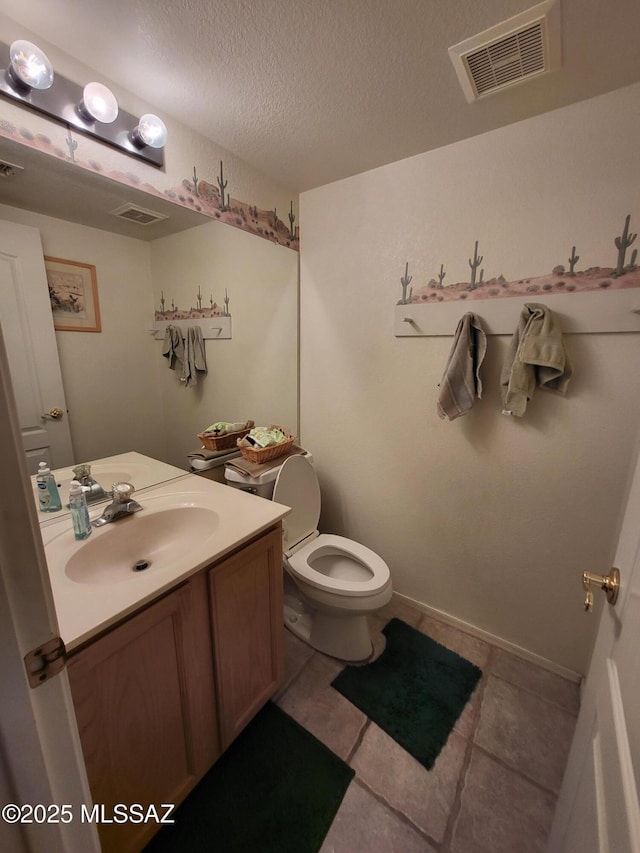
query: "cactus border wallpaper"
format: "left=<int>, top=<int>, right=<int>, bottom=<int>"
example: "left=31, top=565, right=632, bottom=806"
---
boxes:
left=154, top=286, right=231, bottom=322
left=396, top=214, right=640, bottom=306
left=0, top=121, right=299, bottom=252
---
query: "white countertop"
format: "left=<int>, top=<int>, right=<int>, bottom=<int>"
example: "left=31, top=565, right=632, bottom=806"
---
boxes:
left=41, top=472, right=289, bottom=652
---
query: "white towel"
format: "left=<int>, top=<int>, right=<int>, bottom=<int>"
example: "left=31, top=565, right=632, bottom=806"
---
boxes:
left=181, top=326, right=207, bottom=387
left=501, top=303, right=572, bottom=417
left=437, top=313, right=487, bottom=420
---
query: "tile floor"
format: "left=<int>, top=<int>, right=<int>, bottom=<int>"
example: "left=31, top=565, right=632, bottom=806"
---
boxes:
left=274, top=596, right=580, bottom=853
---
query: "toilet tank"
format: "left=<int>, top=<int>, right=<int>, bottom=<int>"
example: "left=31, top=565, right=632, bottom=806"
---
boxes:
left=189, top=449, right=241, bottom=484
left=224, top=451, right=313, bottom=498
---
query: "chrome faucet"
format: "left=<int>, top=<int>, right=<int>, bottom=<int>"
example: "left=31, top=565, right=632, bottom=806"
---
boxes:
left=72, top=463, right=109, bottom=505
left=92, top=482, right=142, bottom=527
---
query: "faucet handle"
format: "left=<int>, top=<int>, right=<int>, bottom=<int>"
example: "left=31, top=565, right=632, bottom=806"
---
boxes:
left=72, top=463, right=91, bottom=480
left=111, top=482, right=135, bottom=503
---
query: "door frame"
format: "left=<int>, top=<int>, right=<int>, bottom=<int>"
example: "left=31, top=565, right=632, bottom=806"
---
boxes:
left=0, top=322, right=99, bottom=853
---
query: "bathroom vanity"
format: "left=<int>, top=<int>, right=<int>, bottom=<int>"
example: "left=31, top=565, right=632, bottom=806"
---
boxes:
left=39, top=457, right=290, bottom=853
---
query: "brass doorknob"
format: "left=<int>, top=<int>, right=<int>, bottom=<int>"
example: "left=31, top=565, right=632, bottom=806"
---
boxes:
left=41, top=408, right=64, bottom=421
left=583, top=567, right=620, bottom=611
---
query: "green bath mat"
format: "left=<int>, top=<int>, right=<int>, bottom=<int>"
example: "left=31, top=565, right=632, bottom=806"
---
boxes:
left=332, top=618, right=482, bottom=770
left=143, top=701, right=354, bottom=853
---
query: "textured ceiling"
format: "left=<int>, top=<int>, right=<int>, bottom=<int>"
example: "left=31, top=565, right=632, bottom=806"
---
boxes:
left=2, top=0, right=640, bottom=193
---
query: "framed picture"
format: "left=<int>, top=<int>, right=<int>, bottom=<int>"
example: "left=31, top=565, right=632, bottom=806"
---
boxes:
left=45, top=256, right=101, bottom=332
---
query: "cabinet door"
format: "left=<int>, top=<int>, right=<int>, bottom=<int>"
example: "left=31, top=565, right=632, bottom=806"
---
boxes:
left=67, top=573, right=219, bottom=853
left=209, top=526, right=284, bottom=748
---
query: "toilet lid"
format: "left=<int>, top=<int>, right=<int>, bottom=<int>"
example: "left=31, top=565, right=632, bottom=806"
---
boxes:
left=273, top=455, right=320, bottom=552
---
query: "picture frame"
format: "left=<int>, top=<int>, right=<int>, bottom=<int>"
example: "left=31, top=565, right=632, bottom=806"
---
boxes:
left=45, top=256, right=101, bottom=332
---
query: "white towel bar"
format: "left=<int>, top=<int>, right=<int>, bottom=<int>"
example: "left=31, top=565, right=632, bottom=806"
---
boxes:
left=150, top=317, right=232, bottom=340
left=394, top=290, right=640, bottom=336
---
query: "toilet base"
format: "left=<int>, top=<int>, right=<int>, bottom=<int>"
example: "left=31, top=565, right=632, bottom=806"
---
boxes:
left=283, top=593, right=373, bottom=662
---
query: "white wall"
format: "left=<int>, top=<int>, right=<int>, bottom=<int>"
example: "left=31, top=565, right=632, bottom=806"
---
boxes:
left=149, top=220, right=299, bottom=468
left=299, top=82, right=640, bottom=675
left=0, top=203, right=164, bottom=463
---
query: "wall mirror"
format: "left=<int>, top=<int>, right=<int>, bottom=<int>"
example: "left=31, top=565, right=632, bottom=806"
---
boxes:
left=0, top=136, right=299, bottom=503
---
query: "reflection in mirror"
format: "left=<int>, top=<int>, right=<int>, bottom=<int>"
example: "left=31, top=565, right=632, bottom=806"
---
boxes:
left=0, top=137, right=299, bottom=507
left=29, top=451, right=191, bottom=524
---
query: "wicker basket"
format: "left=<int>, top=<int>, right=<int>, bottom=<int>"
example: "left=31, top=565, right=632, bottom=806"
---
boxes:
left=237, top=425, right=296, bottom=463
left=197, top=420, right=254, bottom=451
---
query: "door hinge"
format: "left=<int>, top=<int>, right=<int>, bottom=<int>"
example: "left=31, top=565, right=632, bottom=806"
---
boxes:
left=24, top=636, right=67, bottom=688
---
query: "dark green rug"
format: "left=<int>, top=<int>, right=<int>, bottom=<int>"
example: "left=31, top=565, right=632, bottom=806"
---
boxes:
left=332, top=618, right=482, bottom=770
left=144, top=702, right=354, bottom=853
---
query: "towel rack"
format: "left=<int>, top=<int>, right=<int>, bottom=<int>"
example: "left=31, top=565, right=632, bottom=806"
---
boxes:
left=394, top=290, right=640, bottom=336
left=150, top=317, right=232, bottom=340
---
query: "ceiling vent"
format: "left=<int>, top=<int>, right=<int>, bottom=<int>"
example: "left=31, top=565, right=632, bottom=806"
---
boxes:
left=449, top=0, right=561, bottom=102
left=110, top=203, right=168, bottom=225
left=0, top=158, right=25, bottom=178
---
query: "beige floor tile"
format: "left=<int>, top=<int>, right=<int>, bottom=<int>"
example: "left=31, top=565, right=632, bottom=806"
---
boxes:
left=369, top=595, right=424, bottom=634
left=320, top=781, right=435, bottom=853
left=474, top=674, right=576, bottom=793
left=451, top=748, right=556, bottom=853
left=351, top=722, right=467, bottom=843
left=418, top=615, right=492, bottom=669
left=273, top=626, right=316, bottom=698
left=275, top=653, right=366, bottom=760
left=490, top=648, right=581, bottom=715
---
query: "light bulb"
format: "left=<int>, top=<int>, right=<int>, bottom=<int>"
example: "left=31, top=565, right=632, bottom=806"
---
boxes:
left=79, top=82, right=119, bottom=123
left=8, top=40, right=54, bottom=91
left=132, top=113, right=167, bottom=149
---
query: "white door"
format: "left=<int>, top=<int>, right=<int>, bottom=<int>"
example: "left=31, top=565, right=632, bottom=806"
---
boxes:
left=0, top=323, right=99, bottom=853
left=548, top=440, right=640, bottom=852
left=0, top=219, right=73, bottom=473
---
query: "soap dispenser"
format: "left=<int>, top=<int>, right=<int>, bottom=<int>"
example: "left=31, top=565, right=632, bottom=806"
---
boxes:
left=36, top=462, right=62, bottom=513
left=68, top=480, right=92, bottom=540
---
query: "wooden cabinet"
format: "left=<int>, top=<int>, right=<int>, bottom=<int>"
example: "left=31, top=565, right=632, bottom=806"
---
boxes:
left=67, top=524, right=283, bottom=853
left=67, top=570, right=218, bottom=853
left=209, top=525, right=284, bottom=748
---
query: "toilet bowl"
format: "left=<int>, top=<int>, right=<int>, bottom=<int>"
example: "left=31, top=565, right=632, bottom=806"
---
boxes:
left=272, top=455, right=392, bottom=661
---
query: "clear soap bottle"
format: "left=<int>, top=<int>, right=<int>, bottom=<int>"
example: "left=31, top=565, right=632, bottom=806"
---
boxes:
left=68, top=480, right=92, bottom=540
left=36, top=462, right=62, bottom=513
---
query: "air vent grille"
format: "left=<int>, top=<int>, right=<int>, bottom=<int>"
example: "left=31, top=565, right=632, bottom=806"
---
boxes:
left=0, top=159, right=25, bottom=178
left=449, top=0, right=560, bottom=102
left=465, top=23, right=544, bottom=95
left=110, top=203, right=168, bottom=225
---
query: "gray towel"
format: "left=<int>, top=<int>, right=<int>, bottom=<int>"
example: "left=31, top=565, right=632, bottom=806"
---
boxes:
left=437, top=313, right=487, bottom=420
left=161, top=325, right=184, bottom=369
left=181, top=326, right=207, bottom=387
left=501, top=303, right=572, bottom=417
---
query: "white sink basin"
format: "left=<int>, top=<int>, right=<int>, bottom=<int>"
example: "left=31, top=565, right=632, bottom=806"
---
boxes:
left=64, top=506, right=218, bottom=584
left=46, top=501, right=219, bottom=585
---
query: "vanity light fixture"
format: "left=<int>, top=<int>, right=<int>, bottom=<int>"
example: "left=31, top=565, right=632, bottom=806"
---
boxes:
left=131, top=114, right=167, bottom=149
left=0, top=39, right=166, bottom=167
left=8, top=40, right=54, bottom=91
left=78, top=82, right=119, bottom=124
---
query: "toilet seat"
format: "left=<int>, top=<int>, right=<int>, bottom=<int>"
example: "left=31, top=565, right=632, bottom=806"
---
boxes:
left=287, top=533, right=391, bottom=598
left=272, top=454, right=322, bottom=556
left=273, top=456, right=391, bottom=598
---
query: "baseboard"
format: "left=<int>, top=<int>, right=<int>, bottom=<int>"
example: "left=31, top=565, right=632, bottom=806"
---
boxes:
left=393, top=591, right=583, bottom=684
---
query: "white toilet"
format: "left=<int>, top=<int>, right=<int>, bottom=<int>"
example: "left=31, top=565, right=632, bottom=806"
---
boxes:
left=270, top=455, right=393, bottom=661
